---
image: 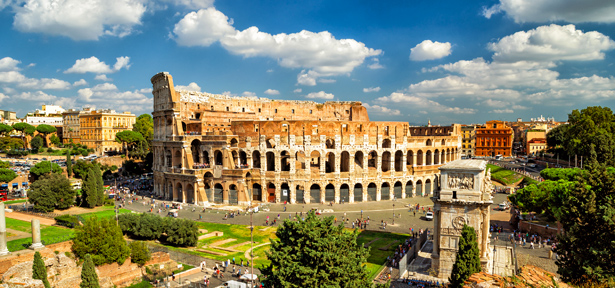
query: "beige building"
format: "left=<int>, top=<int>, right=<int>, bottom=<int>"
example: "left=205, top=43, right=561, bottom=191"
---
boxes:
left=525, top=129, right=547, bottom=155
left=461, top=125, right=477, bottom=158
left=79, top=109, right=136, bottom=154
left=62, top=108, right=90, bottom=145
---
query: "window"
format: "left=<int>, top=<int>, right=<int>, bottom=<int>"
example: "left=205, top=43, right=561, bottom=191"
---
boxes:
left=275, top=109, right=278, bottom=113
left=254, top=124, right=259, bottom=132
left=309, top=110, right=312, bottom=114
left=258, top=108, right=261, bottom=113
left=211, top=106, right=214, bottom=111
left=242, top=108, right=245, bottom=112
left=226, top=107, right=229, bottom=111
left=291, top=109, right=295, bottom=114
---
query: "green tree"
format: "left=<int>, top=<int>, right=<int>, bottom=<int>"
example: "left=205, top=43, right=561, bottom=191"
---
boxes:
left=114, top=130, right=144, bottom=157
left=72, top=216, right=130, bottom=266
left=92, top=164, right=104, bottom=206
left=0, top=123, right=13, bottom=137
left=32, top=251, right=51, bottom=288
left=564, top=106, right=615, bottom=167
left=0, top=161, right=9, bottom=169
left=129, top=241, right=151, bottom=266
left=30, top=136, right=44, bottom=151
left=81, top=168, right=98, bottom=208
left=449, top=224, right=481, bottom=288
left=165, top=218, right=198, bottom=247
left=72, top=159, right=95, bottom=179
left=0, top=137, right=24, bottom=151
left=66, top=152, right=73, bottom=178
left=29, top=173, right=75, bottom=212
left=12, top=122, right=35, bottom=148
left=133, top=114, right=153, bottom=149
left=0, top=168, right=17, bottom=184
left=29, top=161, right=62, bottom=182
left=50, top=134, right=60, bottom=146
left=261, top=211, right=371, bottom=288
left=554, top=164, right=615, bottom=283
left=80, top=254, right=100, bottom=288
left=35, top=124, right=57, bottom=148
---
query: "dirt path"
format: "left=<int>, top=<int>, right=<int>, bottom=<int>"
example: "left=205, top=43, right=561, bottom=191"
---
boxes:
left=6, top=228, right=30, bottom=241
left=5, top=212, right=56, bottom=226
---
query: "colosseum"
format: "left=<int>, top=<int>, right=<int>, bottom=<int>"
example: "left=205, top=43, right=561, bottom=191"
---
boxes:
left=151, top=72, right=462, bottom=205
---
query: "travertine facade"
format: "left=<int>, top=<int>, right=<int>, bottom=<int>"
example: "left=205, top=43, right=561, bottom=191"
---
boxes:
left=79, top=109, right=136, bottom=154
left=151, top=72, right=462, bottom=205
left=431, top=159, right=494, bottom=278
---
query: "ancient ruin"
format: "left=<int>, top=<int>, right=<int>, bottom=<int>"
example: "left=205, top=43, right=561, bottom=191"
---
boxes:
left=29, top=219, right=44, bottom=250
left=430, top=159, right=494, bottom=278
left=0, top=203, right=9, bottom=256
left=151, top=72, right=462, bottom=205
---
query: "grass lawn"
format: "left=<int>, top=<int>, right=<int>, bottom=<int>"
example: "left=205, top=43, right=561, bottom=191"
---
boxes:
left=6, top=221, right=74, bottom=252
left=125, top=280, right=153, bottom=288
left=4, top=199, right=28, bottom=205
left=487, top=164, right=524, bottom=185
left=6, top=217, right=33, bottom=233
left=173, top=263, right=195, bottom=274
left=77, top=207, right=132, bottom=220
left=356, top=230, right=410, bottom=279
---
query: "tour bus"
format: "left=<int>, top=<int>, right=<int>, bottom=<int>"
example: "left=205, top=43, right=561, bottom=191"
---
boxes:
left=495, top=155, right=502, bottom=160
left=0, top=184, right=8, bottom=201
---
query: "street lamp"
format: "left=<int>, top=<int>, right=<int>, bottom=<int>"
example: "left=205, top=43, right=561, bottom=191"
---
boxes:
left=392, top=203, right=395, bottom=225
left=250, top=201, right=254, bottom=287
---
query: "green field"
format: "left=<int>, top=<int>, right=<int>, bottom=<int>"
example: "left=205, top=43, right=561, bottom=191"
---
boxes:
left=4, top=199, right=28, bottom=205
left=77, top=207, right=132, bottom=220
left=6, top=218, right=74, bottom=252
left=356, top=230, right=410, bottom=279
left=487, top=164, right=524, bottom=185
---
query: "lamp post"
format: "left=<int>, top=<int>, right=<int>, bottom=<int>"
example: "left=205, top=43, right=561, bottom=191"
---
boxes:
left=392, top=203, right=395, bottom=225
left=250, top=201, right=254, bottom=287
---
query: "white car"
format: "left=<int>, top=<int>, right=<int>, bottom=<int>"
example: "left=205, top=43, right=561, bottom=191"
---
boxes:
left=425, top=212, right=434, bottom=221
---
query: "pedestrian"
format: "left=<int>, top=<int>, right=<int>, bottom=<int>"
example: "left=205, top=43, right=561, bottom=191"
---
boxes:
left=413, top=210, right=416, bottom=217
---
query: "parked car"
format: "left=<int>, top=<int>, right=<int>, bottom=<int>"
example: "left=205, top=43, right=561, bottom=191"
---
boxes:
left=425, top=212, right=433, bottom=221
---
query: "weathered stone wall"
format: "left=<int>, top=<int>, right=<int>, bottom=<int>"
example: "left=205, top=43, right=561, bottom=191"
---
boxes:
left=151, top=72, right=463, bottom=206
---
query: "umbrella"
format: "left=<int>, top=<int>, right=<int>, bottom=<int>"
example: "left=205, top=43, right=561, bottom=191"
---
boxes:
left=240, top=274, right=258, bottom=280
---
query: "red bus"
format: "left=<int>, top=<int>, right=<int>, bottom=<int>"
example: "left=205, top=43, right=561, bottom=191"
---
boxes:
left=0, top=184, right=8, bottom=201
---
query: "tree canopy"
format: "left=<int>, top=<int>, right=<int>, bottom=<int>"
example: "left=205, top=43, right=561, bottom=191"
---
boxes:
left=72, top=160, right=95, bottom=179
left=0, top=168, right=17, bottom=183
left=36, top=124, right=57, bottom=147
left=28, top=173, right=75, bottom=212
left=133, top=114, right=153, bottom=148
left=0, top=123, right=13, bottom=137
left=0, top=137, right=24, bottom=151
left=29, top=161, right=63, bottom=181
left=30, top=136, right=44, bottom=151
left=80, top=254, right=100, bottom=288
left=72, top=216, right=130, bottom=266
left=81, top=168, right=99, bottom=208
left=12, top=122, right=35, bottom=148
left=32, top=251, right=51, bottom=288
left=449, top=224, right=481, bottom=288
left=114, top=130, right=144, bottom=157
left=261, top=211, right=371, bottom=288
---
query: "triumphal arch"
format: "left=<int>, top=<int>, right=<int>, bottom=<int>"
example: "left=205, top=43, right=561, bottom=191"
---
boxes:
left=150, top=72, right=462, bottom=205
left=430, top=159, right=494, bottom=278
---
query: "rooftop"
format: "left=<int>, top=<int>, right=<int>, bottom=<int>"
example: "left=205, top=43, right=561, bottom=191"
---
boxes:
left=439, top=159, right=486, bottom=171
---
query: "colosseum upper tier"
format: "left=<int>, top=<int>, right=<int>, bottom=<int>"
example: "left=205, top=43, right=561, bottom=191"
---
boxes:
left=151, top=72, right=462, bottom=205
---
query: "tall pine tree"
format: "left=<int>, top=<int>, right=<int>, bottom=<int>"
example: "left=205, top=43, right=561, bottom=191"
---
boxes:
left=449, top=224, right=481, bottom=288
left=92, top=164, right=104, bottom=206
left=66, top=151, right=72, bottom=178
left=80, top=254, right=100, bottom=288
left=81, top=168, right=98, bottom=208
left=32, top=251, right=51, bottom=288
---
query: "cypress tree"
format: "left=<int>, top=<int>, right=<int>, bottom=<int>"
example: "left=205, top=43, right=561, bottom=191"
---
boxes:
left=449, top=224, right=481, bottom=288
left=66, top=151, right=72, bottom=178
left=32, top=251, right=51, bottom=288
left=92, top=164, right=104, bottom=206
left=80, top=254, right=100, bottom=288
left=81, top=168, right=97, bottom=208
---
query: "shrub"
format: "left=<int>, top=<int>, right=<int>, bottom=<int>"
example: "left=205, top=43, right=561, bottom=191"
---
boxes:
left=46, top=148, right=54, bottom=152
left=55, top=215, right=80, bottom=228
left=72, top=217, right=130, bottom=266
left=104, top=199, right=114, bottom=206
left=129, top=241, right=151, bottom=266
left=165, top=218, right=198, bottom=247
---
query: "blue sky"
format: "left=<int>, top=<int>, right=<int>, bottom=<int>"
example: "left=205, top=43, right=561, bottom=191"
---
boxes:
left=0, top=0, right=614, bottom=125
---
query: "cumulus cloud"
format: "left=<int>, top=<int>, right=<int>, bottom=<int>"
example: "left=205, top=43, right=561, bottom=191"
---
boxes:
left=367, top=58, right=384, bottom=69
left=172, top=7, right=381, bottom=85
left=95, top=74, right=111, bottom=81
left=242, top=91, right=256, bottom=97
left=305, top=91, right=334, bottom=100
left=73, top=79, right=87, bottom=86
left=376, top=92, right=476, bottom=114
left=410, top=40, right=452, bottom=61
left=0, top=57, right=20, bottom=71
left=13, top=0, right=147, bottom=40
left=77, top=84, right=152, bottom=113
left=0, top=93, right=7, bottom=102
left=170, top=0, right=214, bottom=9
left=363, top=103, right=400, bottom=115
left=293, top=88, right=302, bottom=93
left=65, top=56, right=131, bottom=74
left=363, top=86, right=381, bottom=93
left=17, top=78, right=71, bottom=90
left=175, top=82, right=201, bottom=92
left=489, top=24, right=615, bottom=63
left=264, top=89, right=279, bottom=95
left=490, top=109, right=514, bottom=113
left=483, top=0, right=615, bottom=23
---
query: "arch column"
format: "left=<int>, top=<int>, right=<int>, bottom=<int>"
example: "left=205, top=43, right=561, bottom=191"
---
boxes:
left=376, top=185, right=381, bottom=201
left=402, top=152, right=407, bottom=172
left=349, top=154, right=355, bottom=174
left=349, top=184, right=355, bottom=203
left=412, top=183, right=417, bottom=197
left=390, top=153, right=395, bottom=174
left=335, top=184, right=340, bottom=204
left=223, top=184, right=229, bottom=204
left=401, top=182, right=406, bottom=199
left=182, top=182, right=186, bottom=203
left=290, top=154, right=296, bottom=174
left=290, top=183, right=296, bottom=204
left=413, top=153, right=417, bottom=167
left=376, top=152, right=382, bottom=173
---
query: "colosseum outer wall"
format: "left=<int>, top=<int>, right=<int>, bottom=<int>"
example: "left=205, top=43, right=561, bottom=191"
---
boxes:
left=150, top=72, right=462, bottom=206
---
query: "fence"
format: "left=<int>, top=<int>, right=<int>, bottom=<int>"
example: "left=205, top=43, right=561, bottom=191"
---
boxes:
left=147, top=244, right=208, bottom=268
left=7, top=204, right=60, bottom=219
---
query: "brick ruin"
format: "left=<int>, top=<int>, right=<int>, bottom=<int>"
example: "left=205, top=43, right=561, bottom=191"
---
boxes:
left=151, top=72, right=462, bottom=205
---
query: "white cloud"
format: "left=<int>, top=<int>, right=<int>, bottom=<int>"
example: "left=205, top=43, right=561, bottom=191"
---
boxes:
left=0, top=57, right=20, bottom=71
left=65, top=56, right=131, bottom=74
left=318, top=79, right=336, bottom=84
left=17, top=78, right=71, bottom=90
left=0, top=93, right=7, bottom=102
left=363, top=86, right=381, bottom=93
left=73, top=79, right=87, bottom=86
left=410, top=40, right=452, bottom=61
left=13, top=0, right=147, bottom=40
left=266, top=69, right=274, bottom=73
left=490, top=109, right=514, bottom=113
left=0, top=71, right=27, bottom=83
left=483, top=0, right=615, bottom=23
left=16, top=90, right=57, bottom=102
left=363, top=103, right=400, bottom=115
left=172, top=7, right=381, bottom=85
left=264, top=89, right=279, bottom=95
left=489, top=24, right=615, bottom=63
left=172, top=8, right=235, bottom=47
left=77, top=85, right=152, bottom=113
left=293, top=88, right=302, bottom=93
left=169, top=0, right=214, bottom=9
left=305, top=91, right=334, bottom=100
left=483, top=99, right=509, bottom=107
left=95, top=74, right=111, bottom=81
left=242, top=91, right=256, bottom=97
left=175, top=82, right=201, bottom=92
left=297, top=70, right=318, bottom=86
left=376, top=92, right=476, bottom=114
left=367, top=58, right=384, bottom=69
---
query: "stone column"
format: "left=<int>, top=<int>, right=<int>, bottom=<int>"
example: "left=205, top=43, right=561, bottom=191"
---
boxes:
left=0, top=203, right=9, bottom=255
left=30, top=219, right=45, bottom=250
